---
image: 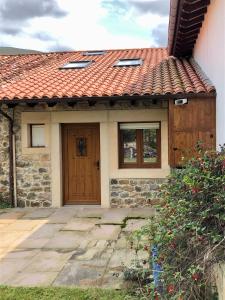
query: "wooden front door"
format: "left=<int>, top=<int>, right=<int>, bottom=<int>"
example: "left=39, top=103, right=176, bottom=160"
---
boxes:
left=62, top=123, right=101, bottom=205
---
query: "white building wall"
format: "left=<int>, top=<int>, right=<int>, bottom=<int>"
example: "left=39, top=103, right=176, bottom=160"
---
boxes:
left=193, top=0, right=225, bottom=146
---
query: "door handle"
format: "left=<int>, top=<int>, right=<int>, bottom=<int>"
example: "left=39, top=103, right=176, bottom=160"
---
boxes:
left=173, top=147, right=178, bottom=151
left=96, top=160, right=100, bottom=170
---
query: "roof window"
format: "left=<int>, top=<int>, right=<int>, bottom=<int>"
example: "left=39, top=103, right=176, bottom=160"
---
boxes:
left=60, top=60, right=92, bottom=69
left=83, top=51, right=106, bottom=56
left=114, top=58, right=143, bottom=67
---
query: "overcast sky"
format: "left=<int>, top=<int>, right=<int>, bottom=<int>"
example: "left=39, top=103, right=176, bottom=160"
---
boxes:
left=0, top=0, right=170, bottom=52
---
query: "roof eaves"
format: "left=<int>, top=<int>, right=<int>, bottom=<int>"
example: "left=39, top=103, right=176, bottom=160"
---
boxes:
left=168, top=0, right=211, bottom=57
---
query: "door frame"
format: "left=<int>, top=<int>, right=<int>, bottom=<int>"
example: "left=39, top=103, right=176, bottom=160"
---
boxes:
left=62, top=123, right=101, bottom=205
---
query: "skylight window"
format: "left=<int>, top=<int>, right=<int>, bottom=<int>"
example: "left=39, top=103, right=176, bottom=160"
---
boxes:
left=115, top=58, right=143, bottom=67
left=60, top=60, right=92, bottom=69
left=83, top=51, right=106, bottom=56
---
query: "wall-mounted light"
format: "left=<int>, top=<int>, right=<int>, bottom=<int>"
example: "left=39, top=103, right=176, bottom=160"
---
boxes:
left=174, top=98, right=188, bottom=106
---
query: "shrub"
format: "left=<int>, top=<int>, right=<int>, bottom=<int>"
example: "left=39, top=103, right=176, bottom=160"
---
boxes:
left=0, top=193, right=11, bottom=209
left=130, top=145, right=225, bottom=299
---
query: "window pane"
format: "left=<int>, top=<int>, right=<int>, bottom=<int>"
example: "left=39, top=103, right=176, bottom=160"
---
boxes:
left=61, top=61, right=92, bottom=69
left=143, top=129, right=157, bottom=163
left=115, top=59, right=143, bottom=67
left=122, top=129, right=137, bottom=163
left=31, top=125, right=45, bottom=147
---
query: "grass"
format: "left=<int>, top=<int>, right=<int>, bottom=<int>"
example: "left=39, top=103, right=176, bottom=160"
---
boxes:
left=0, top=286, right=135, bottom=300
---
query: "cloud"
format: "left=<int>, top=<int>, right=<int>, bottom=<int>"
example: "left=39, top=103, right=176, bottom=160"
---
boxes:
left=0, top=0, right=169, bottom=52
left=131, top=0, right=170, bottom=16
left=102, top=0, right=169, bottom=17
left=1, top=26, right=21, bottom=35
left=48, top=43, right=74, bottom=52
left=32, top=32, right=55, bottom=42
left=0, top=0, right=67, bottom=42
left=152, top=23, right=168, bottom=46
left=0, top=0, right=67, bottom=22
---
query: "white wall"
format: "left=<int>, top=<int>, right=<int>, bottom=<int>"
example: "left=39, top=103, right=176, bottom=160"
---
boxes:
left=193, top=0, right=225, bottom=146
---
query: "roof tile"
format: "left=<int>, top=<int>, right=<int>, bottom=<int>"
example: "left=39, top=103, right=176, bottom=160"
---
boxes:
left=0, top=48, right=215, bottom=101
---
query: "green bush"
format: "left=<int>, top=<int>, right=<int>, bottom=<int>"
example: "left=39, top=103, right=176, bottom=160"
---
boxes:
left=0, top=194, right=11, bottom=209
left=130, top=145, right=225, bottom=299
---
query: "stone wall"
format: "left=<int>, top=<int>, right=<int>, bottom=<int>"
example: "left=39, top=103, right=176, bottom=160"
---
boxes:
left=110, top=178, right=165, bottom=208
left=14, top=107, right=52, bottom=207
left=0, top=112, right=10, bottom=202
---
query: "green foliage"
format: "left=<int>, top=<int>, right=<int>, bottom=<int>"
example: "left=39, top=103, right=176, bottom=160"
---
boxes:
left=0, top=286, right=135, bottom=300
left=130, top=145, right=225, bottom=299
left=0, top=194, right=11, bottom=209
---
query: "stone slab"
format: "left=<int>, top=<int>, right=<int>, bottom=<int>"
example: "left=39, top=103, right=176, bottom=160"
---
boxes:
left=47, top=209, right=77, bottom=224
left=62, top=218, right=98, bottom=231
left=0, top=259, right=30, bottom=284
left=17, top=238, right=50, bottom=249
left=43, top=232, right=83, bottom=249
left=6, top=220, right=44, bottom=231
left=1, top=249, right=40, bottom=259
left=24, top=254, right=69, bottom=272
left=90, top=225, right=121, bottom=241
left=27, top=224, right=63, bottom=239
left=127, top=208, right=155, bottom=218
left=122, top=219, right=149, bottom=232
left=9, top=272, right=58, bottom=287
left=98, top=210, right=128, bottom=225
left=22, top=208, right=56, bottom=219
left=76, top=208, right=108, bottom=218
left=0, top=211, right=26, bottom=224
left=53, top=260, right=105, bottom=287
left=0, top=231, right=29, bottom=248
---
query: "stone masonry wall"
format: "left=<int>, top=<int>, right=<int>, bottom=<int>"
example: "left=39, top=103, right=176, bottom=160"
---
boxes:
left=14, top=107, right=52, bottom=208
left=0, top=113, right=10, bottom=202
left=110, top=178, right=165, bottom=208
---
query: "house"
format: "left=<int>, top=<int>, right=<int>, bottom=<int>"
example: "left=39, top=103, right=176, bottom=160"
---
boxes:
left=169, top=0, right=225, bottom=146
left=0, top=47, right=216, bottom=208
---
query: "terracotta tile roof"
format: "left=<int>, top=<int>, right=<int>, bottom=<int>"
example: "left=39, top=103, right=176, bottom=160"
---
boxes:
left=0, top=48, right=215, bottom=102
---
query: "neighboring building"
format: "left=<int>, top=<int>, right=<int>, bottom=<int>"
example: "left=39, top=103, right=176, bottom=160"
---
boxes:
left=0, top=48, right=216, bottom=208
left=168, top=0, right=225, bottom=146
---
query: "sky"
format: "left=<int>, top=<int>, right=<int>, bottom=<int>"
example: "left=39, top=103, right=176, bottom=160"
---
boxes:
left=0, top=0, right=170, bottom=52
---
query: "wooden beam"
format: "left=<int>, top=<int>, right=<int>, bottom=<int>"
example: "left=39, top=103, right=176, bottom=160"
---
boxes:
left=183, top=1, right=209, bottom=13
left=27, top=102, right=37, bottom=108
left=7, top=103, right=17, bottom=108
left=182, top=7, right=207, bottom=19
left=47, top=102, right=57, bottom=107
left=130, top=99, right=137, bottom=106
left=88, top=100, right=96, bottom=107
left=179, top=15, right=204, bottom=27
left=67, top=101, right=77, bottom=107
left=109, top=100, right=116, bottom=107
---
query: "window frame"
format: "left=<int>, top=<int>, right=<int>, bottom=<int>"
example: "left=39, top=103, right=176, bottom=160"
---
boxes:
left=114, top=58, right=143, bottom=67
left=30, top=124, right=46, bottom=148
left=83, top=51, right=106, bottom=56
left=118, top=122, right=161, bottom=169
left=60, top=60, right=93, bottom=69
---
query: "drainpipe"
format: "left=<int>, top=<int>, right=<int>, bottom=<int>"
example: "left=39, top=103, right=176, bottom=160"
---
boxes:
left=0, top=108, right=15, bottom=207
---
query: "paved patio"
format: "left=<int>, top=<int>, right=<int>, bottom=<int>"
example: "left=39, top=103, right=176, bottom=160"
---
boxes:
left=0, top=207, right=154, bottom=288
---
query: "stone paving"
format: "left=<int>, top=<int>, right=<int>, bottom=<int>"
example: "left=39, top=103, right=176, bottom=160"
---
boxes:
left=0, top=207, right=155, bottom=288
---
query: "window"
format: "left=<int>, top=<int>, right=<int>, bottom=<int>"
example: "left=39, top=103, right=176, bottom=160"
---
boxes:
left=83, top=51, right=106, bottom=56
left=119, top=122, right=161, bottom=168
left=114, top=58, right=143, bottom=67
left=30, top=124, right=45, bottom=147
left=60, top=60, right=93, bottom=69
